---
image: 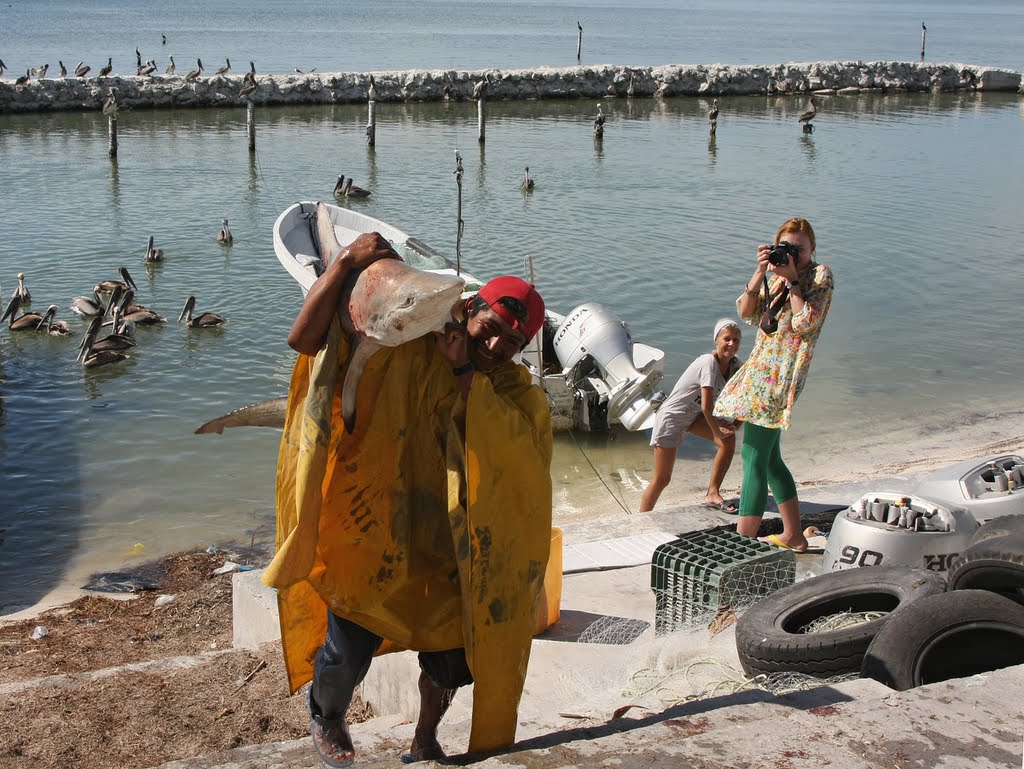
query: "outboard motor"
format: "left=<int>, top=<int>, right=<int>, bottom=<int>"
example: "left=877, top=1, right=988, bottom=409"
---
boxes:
left=552, top=303, right=664, bottom=431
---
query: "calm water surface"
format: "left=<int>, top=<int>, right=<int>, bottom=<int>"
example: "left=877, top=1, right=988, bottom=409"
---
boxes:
left=2, top=3, right=1024, bottom=613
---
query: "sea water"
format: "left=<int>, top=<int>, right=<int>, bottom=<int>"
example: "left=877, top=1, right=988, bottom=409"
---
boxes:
left=1, top=1, right=1023, bottom=613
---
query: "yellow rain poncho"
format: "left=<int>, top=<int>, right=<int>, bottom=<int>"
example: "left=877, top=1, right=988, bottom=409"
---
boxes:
left=263, top=319, right=553, bottom=752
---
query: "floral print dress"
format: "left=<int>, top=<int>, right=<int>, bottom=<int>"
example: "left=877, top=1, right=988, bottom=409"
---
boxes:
left=713, top=262, right=834, bottom=430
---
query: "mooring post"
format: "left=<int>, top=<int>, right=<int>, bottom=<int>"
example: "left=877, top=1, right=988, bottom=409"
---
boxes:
left=474, top=77, right=487, bottom=144
left=920, top=21, right=927, bottom=61
left=576, top=21, right=583, bottom=62
left=246, top=101, right=256, bottom=152
left=107, top=114, right=118, bottom=158
left=366, top=75, right=377, bottom=147
left=454, top=149, right=464, bottom=275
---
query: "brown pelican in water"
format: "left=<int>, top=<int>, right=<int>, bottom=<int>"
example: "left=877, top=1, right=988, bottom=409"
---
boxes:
left=520, top=166, right=535, bottom=191
left=70, top=290, right=109, bottom=317
left=185, top=59, right=203, bottom=82
left=115, top=288, right=165, bottom=325
left=333, top=174, right=347, bottom=196
left=217, top=219, right=234, bottom=245
left=37, top=305, right=72, bottom=336
left=214, top=58, right=231, bottom=77
left=178, top=295, right=226, bottom=328
left=78, top=326, right=130, bottom=367
left=162, top=34, right=167, bottom=45
left=165, top=56, right=176, bottom=75
left=2, top=295, right=46, bottom=330
left=343, top=178, right=371, bottom=199
left=74, top=61, right=91, bottom=78
left=13, top=272, right=31, bottom=304
left=94, top=266, right=137, bottom=295
left=143, top=235, right=164, bottom=263
left=58, top=61, right=67, bottom=78
left=97, top=57, right=113, bottom=78
left=798, top=97, right=819, bottom=132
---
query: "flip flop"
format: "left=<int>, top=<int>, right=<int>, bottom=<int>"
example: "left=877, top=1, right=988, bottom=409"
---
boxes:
left=703, top=499, right=738, bottom=513
left=758, top=533, right=808, bottom=553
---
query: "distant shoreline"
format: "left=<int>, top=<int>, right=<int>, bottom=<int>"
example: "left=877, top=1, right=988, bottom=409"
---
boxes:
left=1, top=61, right=1019, bottom=115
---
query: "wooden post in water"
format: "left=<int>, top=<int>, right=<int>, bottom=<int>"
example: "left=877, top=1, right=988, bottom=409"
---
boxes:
left=366, top=75, right=377, bottom=147
left=107, top=114, right=118, bottom=158
left=454, top=149, right=464, bottom=275
left=246, top=102, right=256, bottom=153
left=920, top=22, right=927, bottom=61
left=474, top=78, right=486, bottom=144
left=576, top=21, right=583, bottom=62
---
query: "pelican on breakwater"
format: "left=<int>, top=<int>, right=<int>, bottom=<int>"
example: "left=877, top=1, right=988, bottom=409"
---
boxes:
left=135, top=48, right=142, bottom=69
left=15, top=70, right=30, bottom=87
left=58, top=61, right=67, bottom=78
left=217, top=219, right=233, bottom=245
left=214, top=58, right=231, bottom=77
left=13, top=272, right=31, bottom=304
left=98, top=57, right=113, bottom=79
left=138, top=60, right=157, bottom=77
left=165, top=56, right=176, bottom=75
left=185, top=59, right=203, bottom=82
left=74, top=61, right=90, bottom=78
left=144, top=235, right=164, bottom=263
left=520, top=166, right=535, bottom=191
left=0, top=58, right=6, bottom=77
left=178, top=295, right=226, bottom=328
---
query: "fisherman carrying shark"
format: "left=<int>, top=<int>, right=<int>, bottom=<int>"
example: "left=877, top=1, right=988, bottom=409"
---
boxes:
left=263, top=230, right=553, bottom=766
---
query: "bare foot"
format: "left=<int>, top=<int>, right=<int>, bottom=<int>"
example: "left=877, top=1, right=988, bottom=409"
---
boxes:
left=400, top=739, right=446, bottom=764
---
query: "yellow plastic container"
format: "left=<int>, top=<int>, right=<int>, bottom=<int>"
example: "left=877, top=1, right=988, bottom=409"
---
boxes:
left=533, top=527, right=563, bottom=635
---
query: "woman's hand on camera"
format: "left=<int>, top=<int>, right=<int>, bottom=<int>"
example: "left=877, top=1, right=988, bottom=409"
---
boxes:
left=759, top=244, right=798, bottom=283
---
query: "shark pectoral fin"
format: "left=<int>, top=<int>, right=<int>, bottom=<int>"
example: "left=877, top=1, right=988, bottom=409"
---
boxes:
left=315, top=201, right=344, bottom=265
left=341, top=338, right=381, bottom=434
left=194, top=396, right=290, bottom=434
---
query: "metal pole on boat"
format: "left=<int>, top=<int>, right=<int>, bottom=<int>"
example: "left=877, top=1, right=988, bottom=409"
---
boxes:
left=246, top=101, right=256, bottom=153
left=454, top=149, right=464, bottom=275
left=107, top=114, right=117, bottom=158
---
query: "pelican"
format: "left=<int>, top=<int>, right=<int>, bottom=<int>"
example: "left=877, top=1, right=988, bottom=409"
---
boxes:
left=98, top=57, right=113, bottom=78
left=594, top=104, right=605, bottom=136
left=185, top=58, right=203, bottom=82
left=333, top=174, right=347, bottom=196
left=14, top=69, right=30, bottom=87
left=13, top=272, right=31, bottom=303
left=94, top=266, right=137, bottom=295
left=74, top=61, right=91, bottom=78
left=2, top=295, right=46, bottom=331
left=70, top=290, right=108, bottom=317
left=162, top=34, right=167, bottom=45
left=473, top=77, right=486, bottom=100
left=101, top=88, right=119, bottom=116
left=0, top=58, right=6, bottom=77
left=37, top=305, right=72, bottom=336
left=138, top=60, right=157, bottom=77
left=88, top=312, right=136, bottom=351
left=708, top=98, right=720, bottom=123
left=797, top=96, right=819, bottom=126
left=79, top=327, right=129, bottom=367
left=214, top=58, right=231, bottom=77
left=178, top=295, right=226, bottom=328
left=135, top=47, right=142, bottom=69
left=626, top=73, right=635, bottom=98
left=520, top=166, right=535, bottom=191
left=143, top=235, right=164, bottom=263
left=243, top=61, right=256, bottom=86
left=165, top=56, right=176, bottom=75
left=239, top=79, right=257, bottom=99
left=117, top=289, right=166, bottom=325
left=33, top=63, right=49, bottom=80
left=58, top=61, right=67, bottom=78
left=367, top=74, right=377, bottom=101
left=343, top=178, right=371, bottom=199
left=217, top=219, right=233, bottom=245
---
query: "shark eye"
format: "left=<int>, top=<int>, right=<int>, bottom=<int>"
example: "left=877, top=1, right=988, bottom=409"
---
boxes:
left=399, top=296, right=415, bottom=308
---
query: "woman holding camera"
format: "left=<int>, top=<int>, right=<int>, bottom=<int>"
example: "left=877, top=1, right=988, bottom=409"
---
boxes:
left=713, top=217, right=834, bottom=551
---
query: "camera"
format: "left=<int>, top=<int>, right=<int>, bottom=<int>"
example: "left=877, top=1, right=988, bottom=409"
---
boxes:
left=767, top=240, right=800, bottom=267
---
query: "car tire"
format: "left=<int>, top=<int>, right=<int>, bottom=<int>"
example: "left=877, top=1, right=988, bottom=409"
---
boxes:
left=736, top=566, right=946, bottom=678
left=861, top=589, right=1024, bottom=690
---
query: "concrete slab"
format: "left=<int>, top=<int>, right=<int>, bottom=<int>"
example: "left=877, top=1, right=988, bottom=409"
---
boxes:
left=232, top=569, right=280, bottom=650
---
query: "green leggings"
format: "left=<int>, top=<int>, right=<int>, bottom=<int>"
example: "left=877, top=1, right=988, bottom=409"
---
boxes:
left=738, top=422, right=798, bottom=517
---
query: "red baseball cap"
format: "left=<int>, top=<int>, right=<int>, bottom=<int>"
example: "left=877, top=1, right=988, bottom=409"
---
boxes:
left=476, top=276, right=545, bottom=343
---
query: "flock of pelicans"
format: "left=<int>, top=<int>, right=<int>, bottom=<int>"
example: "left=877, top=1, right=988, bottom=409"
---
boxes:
left=1, top=222, right=234, bottom=368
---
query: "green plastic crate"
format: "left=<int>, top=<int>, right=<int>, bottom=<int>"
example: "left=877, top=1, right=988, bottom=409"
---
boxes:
left=651, top=529, right=795, bottom=634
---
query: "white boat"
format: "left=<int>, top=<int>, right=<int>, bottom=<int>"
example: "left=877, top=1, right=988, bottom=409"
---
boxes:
left=273, top=201, right=666, bottom=432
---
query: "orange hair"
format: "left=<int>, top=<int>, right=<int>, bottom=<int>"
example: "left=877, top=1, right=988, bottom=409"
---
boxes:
left=775, top=217, right=816, bottom=254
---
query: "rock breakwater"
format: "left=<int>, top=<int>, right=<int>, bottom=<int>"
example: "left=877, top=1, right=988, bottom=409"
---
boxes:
left=1, top=61, right=1019, bottom=114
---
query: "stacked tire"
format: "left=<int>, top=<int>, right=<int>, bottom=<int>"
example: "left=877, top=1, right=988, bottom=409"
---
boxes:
left=736, top=516, right=1024, bottom=690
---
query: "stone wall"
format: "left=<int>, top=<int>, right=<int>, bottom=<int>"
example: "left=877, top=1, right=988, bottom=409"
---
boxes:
left=1, top=61, right=1019, bottom=114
